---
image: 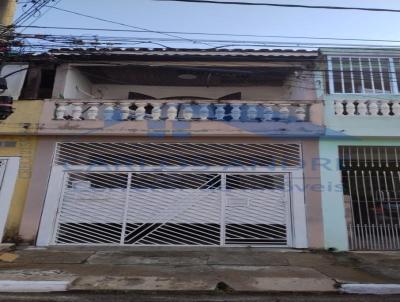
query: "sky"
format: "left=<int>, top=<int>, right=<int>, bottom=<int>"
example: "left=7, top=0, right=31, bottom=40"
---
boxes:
left=13, top=0, right=400, bottom=50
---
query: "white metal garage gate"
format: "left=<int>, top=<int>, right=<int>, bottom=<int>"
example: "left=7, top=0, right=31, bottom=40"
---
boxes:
left=37, top=143, right=308, bottom=248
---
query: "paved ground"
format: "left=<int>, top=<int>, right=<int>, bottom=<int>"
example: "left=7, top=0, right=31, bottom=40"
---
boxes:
left=0, top=246, right=400, bottom=293
left=1, top=292, right=400, bottom=302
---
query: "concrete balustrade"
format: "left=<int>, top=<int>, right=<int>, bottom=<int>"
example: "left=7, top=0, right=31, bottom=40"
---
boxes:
left=334, top=100, right=400, bottom=117
left=54, top=100, right=311, bottom=122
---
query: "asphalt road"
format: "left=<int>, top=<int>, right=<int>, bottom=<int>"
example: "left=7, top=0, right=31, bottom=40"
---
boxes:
left=0, top=292, right=400, bottom=302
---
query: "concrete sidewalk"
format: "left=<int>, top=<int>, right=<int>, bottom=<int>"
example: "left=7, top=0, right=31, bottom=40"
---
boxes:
left=0, top=245, right=399, bottom=293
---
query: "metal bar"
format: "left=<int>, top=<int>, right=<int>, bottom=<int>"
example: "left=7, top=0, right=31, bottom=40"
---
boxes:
left=339, top=57, right=345, bottom=93
left=363, top=147, right=368, bottom=168
left=120, top=173, right=131, bottom=245
left=368, top=171, right=379, bottom=249
left=368, top=58, right=376, bottom=94
left=347, top=170, right=359, bottom=248
left=361, top=170, right=372, bottom=247
left=376, top=171, right=388, bottom=249
left=378, top=58, right=385, bottom=93
left=388, top=58, right=399, bottom=94
left=220, top=173, right=226, bottom=245
left=349, top=58, right=355, bottom=94
left=359, top=58, right=366, bottom=94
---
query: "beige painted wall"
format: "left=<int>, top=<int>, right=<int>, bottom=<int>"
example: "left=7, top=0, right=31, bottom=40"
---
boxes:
left=20, top=136, right=324, bottom=248
left=0, top=101, right=42, bottom=241
left=0, top=136, right=38, bottom=241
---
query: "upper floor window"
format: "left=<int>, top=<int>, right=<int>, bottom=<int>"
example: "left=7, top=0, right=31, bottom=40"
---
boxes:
left=327, top=56, right=400, bottom=95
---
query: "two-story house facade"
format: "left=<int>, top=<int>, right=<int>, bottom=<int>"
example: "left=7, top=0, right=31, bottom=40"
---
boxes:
left=319, top=48, right=400, bottom=251
left=2, top=48, right=326, bottom=249
left=7, top=47, right=398, bottom=252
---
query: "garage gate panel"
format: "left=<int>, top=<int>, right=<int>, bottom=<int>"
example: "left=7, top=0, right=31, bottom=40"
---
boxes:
left=54, top=172, right=289, bottom=246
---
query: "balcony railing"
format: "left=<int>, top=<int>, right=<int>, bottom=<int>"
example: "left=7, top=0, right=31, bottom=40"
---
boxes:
left=334, top=100, right=400, bottom=117
left=53, top=100, right=311, bottom=122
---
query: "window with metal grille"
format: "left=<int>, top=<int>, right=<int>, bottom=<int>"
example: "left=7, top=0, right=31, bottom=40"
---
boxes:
left=327, top=56, right=399, bottom=95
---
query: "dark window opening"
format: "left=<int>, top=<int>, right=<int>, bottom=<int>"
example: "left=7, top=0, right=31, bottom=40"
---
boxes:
left=38, top=69, right=56, bottom=99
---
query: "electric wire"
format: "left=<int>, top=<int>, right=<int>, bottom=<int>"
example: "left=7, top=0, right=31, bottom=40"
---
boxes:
left=42, top=5, right=214, bottom=48
left=157, top=0, right=400, bottom=13
left=13, top=25, right=400, bottom=45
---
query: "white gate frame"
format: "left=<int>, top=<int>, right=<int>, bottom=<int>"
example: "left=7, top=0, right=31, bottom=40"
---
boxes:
left=37, top=165, right=308, bottom=248
left=0, top=157, right=20, bottom=242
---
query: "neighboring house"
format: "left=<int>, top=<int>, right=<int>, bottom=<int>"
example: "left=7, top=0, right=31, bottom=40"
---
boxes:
left=318, top=48, right=400, bottom=251
left=0, top=62, right=43, bottom=242
left=8, top=48, right=324, bottom=249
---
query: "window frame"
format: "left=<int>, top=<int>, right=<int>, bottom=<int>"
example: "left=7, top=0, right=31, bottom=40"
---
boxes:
left=327, top=56, right=400, bottom=95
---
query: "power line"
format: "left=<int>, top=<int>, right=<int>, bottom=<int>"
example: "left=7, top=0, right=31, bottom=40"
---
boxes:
left=11, top=3, right=400, bottom=56
left=1, top=0, right=53, bottom=43
left=15, top=25, right=400, bottom=45
left=157, top=0, right=400, bottom=13
left=18, top=0, right=63, bottom=33
left=14, top=0, right=53, bottom=26
left=43, top=5, right=214, bottom=47
left=13, top=32, right=400, bottom=50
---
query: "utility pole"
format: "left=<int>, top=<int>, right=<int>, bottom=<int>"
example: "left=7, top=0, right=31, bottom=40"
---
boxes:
left=0, top=0, right=16, bottom=26
left=0, top=0, right=16, bottom=53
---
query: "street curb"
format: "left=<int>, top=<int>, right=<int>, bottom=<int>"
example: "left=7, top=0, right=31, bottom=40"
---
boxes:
left=340, top=284, right=400, bottom=295
left=0, top=280, right=71, bottom=292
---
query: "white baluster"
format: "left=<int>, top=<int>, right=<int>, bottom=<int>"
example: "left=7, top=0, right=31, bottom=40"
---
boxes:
left=86, top=103, right=99, bottom=120
left=167, top=103, right=178, bottom=120
left=357, top=100, right=367, bottom=116
left=368, top=100, right=379, bottom=116
left=346, top=101, right=355, bottom=116
left=278, top=104, right=290, bottom=120
left=71, top=102, right=83, bottom=120
left=334, top=100, right=345, bottom=115
left=392, top=101, right=400, bottom=116
left=295, top=104, right=306, bottom=122
left=380, top=100, right=390, bottom=116
left=182, top=104, right=193, bottom=120
left=151, top=103, right=162, bottom=120
left=199, top=104, right=210, bottom=120
left=247, top=104, right=258, bottom=120
left=230, top=104, right=241, bottom=121
left=103, top=102, right=115, bottom=121
left=135, top=102, right=147, bottom=120
left=119, top=102, right=131, bottom=120
left=215, top=104, right=226, bottom=120
left=55, top=102, right=67, bottom=120
left=262, top=105, right=274, bottom=121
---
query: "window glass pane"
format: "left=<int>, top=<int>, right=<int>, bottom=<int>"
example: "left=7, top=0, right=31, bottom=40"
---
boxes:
left=380, top=58, right=391, bottom=93
left=361, top=58, right=373, bottom=93
left=342, top=58, right=353, bottom=93
left=370, top=58, right=383, bottom=93
left=395, top=58, right=400, bottom=93
left=352, top=58, right=363, bottom=93
left=331, top=57, right=342, bottom=93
